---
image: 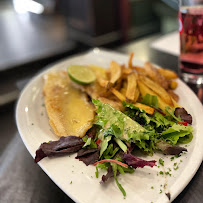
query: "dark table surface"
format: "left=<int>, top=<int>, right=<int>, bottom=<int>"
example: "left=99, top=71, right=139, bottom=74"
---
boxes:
left=0, top=2, right=81, bottom=106
left=0, top=33, right=203, bottom=203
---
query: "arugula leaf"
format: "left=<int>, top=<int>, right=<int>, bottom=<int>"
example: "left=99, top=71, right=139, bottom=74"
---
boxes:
left=103, top=144, right=120, bottom=159
left=82, top=136, right=97, bottom=148
left=96, top=162, right=110, bottom=170
left=83, top=137, right=91, bottom=148
left=117, top=165, right=125, bottom=175
left=123, top=167, right=134, bottom=174
left=111, top=163, right=126, bottom=197
left=100, top=136, right=112, bottom=157
left=114, top=138, right=127, bottom=153
left=104, top=147, right=120, bottom=159
left=103, top=143, right=113, bottom=156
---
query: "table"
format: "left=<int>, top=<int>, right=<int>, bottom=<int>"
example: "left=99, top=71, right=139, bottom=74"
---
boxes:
left=0, top=34, right=202, bottom=203
left=0, top=2, right=80, bottom=106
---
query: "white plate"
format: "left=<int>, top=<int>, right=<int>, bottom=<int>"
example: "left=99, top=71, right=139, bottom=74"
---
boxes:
left=16, top=49, right=203, bottom=203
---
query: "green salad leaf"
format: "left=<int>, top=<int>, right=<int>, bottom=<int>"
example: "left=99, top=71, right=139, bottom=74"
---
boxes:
left=89, top=97, right=194, bottom=197
left=82, top=136, right=97, bottom=148
left=111, top=163, right=126, bottom=197
left=140, top=94, right=159, bottom=108
left=99, top=135, right=112, bottom=157
left=160, top=123, right=193, bottom=145
left=92, top=98, right=193, bottom=156
left=93, top=99, right=156, bottom=154
left=165, top=106, right=182, bottom=122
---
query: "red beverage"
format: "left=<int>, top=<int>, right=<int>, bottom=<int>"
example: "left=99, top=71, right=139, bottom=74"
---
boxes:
left=179, top=6, right=203, bottom=76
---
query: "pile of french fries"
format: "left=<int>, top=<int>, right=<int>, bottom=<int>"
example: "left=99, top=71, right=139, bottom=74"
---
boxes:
left=96, top=53, right=180, bottom=114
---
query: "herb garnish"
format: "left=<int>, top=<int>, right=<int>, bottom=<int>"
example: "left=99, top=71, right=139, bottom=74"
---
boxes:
left=159, top=158, right=164, bottom=166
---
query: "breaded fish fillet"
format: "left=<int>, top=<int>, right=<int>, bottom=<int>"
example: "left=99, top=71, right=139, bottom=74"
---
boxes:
left=43, top=71, right=95, bottom=137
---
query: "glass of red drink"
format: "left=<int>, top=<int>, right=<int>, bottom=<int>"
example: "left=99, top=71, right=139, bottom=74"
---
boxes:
left=179, top=0, right=203, bottom=84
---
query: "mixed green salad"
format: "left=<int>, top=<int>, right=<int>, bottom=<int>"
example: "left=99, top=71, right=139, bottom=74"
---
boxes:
left=35, top=94, right=193, bottom=197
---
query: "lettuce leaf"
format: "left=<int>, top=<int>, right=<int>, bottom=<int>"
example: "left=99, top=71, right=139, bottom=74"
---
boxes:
left=93, top=99, right=146, bottom=141
left=93, top=99, right=156, bottom=154
left=126, top=105, right=193, bottom=146
left=93, top=99, right=193, bottom=155
left=140, top=94, right=159, bottom=108
left=123, top=102, right=151, bottom=124
left=123, top=153, right=156, bottom=169
left=160, top=123, right=193, bottom=145
left=165, top=106, right=182, bottom=122
left=111, top=163, right=126, bottom=197
left=82, top=136, right=97, bottom=148
left=100, top=135, right=112, bottom=157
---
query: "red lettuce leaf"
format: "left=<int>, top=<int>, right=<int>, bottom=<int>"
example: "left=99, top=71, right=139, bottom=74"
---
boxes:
left=174, top=108, right=192, bottom=124
left=156, top=140, right=187, bottom=155
left=123, top=153, right=156, bottom=169
left=100, top=166, right=119, bottom=184
left=75, top=148, right=99, bottom=166
left=86, top=126, right=97, bottom=139
left=35, top=136, right=84, bottom=163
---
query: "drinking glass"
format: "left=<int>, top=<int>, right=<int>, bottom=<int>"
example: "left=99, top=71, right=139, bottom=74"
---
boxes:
left=179, top=0, right=203, bottom=84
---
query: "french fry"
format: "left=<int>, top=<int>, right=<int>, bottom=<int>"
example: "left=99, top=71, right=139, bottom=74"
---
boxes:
left=138, top=80, right=155, bottom=98
left=97, top=77, right=112, bottom=89
left=137, top=81, right=172, bottom=112
left=123, top=68, right=133, bottom=76
left=110, top=61, right=122, bottom=84
left=133, top=88, right=140, bottom=103
left=114, top=78, right=123, bottom=91
left=120, top=87, right=127, bottom=96
left=111, top=88, right=126, bottom=102
left=121, top=64, right=126, bottom=72
left=169, top=80, right=178, bottom=90
left=87, top=54, right=181, bottom=112
left=123, top=80, right=128, bottom=89
left=128, top=52, right=134, bottom=69
left=105, top=69, right=111, bottom=80
left=120, top=81, right=127, bottom=96
left=133, top=66, right=146, bottom=75
left=168, top=90, right=179, bottom=102
left=97, top=77, right=113, bottom=98
left=133, top=102, right=155, bottom=115
left=158, top=68, right=178, bottom=79
left=99, top=89, right=112, bottom=98
left=126, top=72, right=137, bottom=101
left=144, top=62, right=156, bottom=80
left=144, top=62, right=169, bottom=90
left=142, top=77, right=173, bottom=106
left=98, top=97, right=123, bottom=111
